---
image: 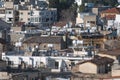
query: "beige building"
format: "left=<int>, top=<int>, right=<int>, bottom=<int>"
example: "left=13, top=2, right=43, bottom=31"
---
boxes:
left=23, top=36, right=67, bottom=51
left=72, top=56, right=114, bottom=74
left=19, top=10, right=31, bottom=24
left=84, top=15, right=96, bottom=28
left=0, top=72, right=11, bottom=80
left=76, top=13, right=84, bottom=25
left=4, top=1, right=13, bottom=9
left=98, top=49, right=120, bottom=77
left=92, top=8, right=98, bottom=15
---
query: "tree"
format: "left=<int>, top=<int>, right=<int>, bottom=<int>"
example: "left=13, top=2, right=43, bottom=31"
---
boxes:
left=60, top=3, right=77, bottom=22
left=78, top=4, right=85, bottom=12
left=102, top=0, right=118, bottom=6
left=48, top=0, right=59, bottom=8
left=48, top=0, right=75, bottom=21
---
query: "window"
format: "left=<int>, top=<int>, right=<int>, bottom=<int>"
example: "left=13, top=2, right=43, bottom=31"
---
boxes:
left=39, top=18, right=41, bottom=22
left=46, top=18, right=49, bottom=22
left=28, top=18, right=30, bottom=21
left=9, top=11, right=11, bottom=14
left=35, top=17, right=39, bottom=22
left=28, top=12, right=30, bottom=15
left=21, top=12, right=23, bottom=15
left=96, top=44, right=101, bottom=48
left=55, top=61, right=59, bottom=69
left=40, top=12, right=44, bottom=15
left=51, top=18, right=53, bottom=21
left=9, top=18, right=12, bottom=21
left=21, top=18, right=23, bottom=21
left=30, top=17, right=35, bottom=22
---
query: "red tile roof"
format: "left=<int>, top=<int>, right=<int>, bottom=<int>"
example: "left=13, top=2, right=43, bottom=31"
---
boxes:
left=105, top=15, right=116, bottom=20
left=101, top=8, right=120, bottom=14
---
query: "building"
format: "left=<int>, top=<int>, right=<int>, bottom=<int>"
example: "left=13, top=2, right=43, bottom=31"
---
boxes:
left=23, top=36, right=67, bottom=51
left=72, top=56, right=114, bottom=74
left=75, top=0, right=82, bottom=6
left=115, top=14, right=120, bottom=37
left=17, top=0, right=57, bottom=27
left=0, top=72, right=11, bottom=80
left=100, top=7, right=120, bottom=29
left=76, top=13, right=89, bottom=27
left=0, top=0, right=14, bottom=24
left=81, top=32, right=106, bottom=50
left=18, top=9, right=31, bottom=24
left=100, top=8, right=120, bottom=18
left=84, top=14, right=96, bottom=28
left=5, top=9, right=14, bottom=24
left=98, top=49, right=120, bottom=77
left=30, top=8, right=57, bottom=27
left=76, top=13, right=96, bottom=28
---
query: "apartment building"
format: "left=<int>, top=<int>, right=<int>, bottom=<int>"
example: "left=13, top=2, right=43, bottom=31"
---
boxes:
left=0, top=0, right=14, bottom=24
left=30, top=8, right=57, bottom=27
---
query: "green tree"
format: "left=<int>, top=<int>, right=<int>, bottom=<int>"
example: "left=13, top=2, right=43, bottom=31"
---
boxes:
left=60, top=3, right=77, bottom=21
left=48, top=0, right=59, bottom=8
left=48, top=0, right=75, bottom=21
left=102, top=0, right=118, bottom=6
left=79, top=4, right=85, bottom=12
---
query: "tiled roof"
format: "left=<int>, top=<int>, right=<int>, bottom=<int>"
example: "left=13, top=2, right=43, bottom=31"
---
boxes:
left=105, top=15, right=116, bottom=20
left=77, top=56, right=114, bottom=65
left=101, top=8, right=120, bottom=14
left=53, top=21, right=75, bottom=27
left=23, top=36, right=63, bottom=43
left=53, top=21, right=67, bottom=27
left=100, top=49, right=120, bottom=56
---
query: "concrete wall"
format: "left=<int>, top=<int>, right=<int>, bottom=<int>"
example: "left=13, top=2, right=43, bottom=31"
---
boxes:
left=112, top=69, right=120, bottom=77
left=0, top=72, right=10, bottom=80
left=4, top=2, right=13, bottom=8
left=76, top=13, right=84, bottom=24
left=23, top=42, right=62, bottom=51
left=79, top=62, right=97, bottom=74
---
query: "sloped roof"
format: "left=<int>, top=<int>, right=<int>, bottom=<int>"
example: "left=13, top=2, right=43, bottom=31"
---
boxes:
left=105, top=15, right=116, bottom=20
left=100, top=49, right=120, bottom=56
left=53, top=21, right=67, bottom=27
left=77, top=56, right=114, bottom=65
left=101, top=8, right=120, bottom=14
left=23, top=36, right=63, bottom=43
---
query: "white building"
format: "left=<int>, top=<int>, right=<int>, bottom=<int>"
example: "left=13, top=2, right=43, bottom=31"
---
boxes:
left=115, top=14, right=120, bottom=36
left=5, top=9, right=13, bottom=23
left=0, top=0, right=14, bottom=24
left=2, top=53, right=68, bottom=72
left=75, top=0, right=82, bottom=6
left=30, top=8, right=57, bottom=27
left=2, top=52, right=92, bottom=72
